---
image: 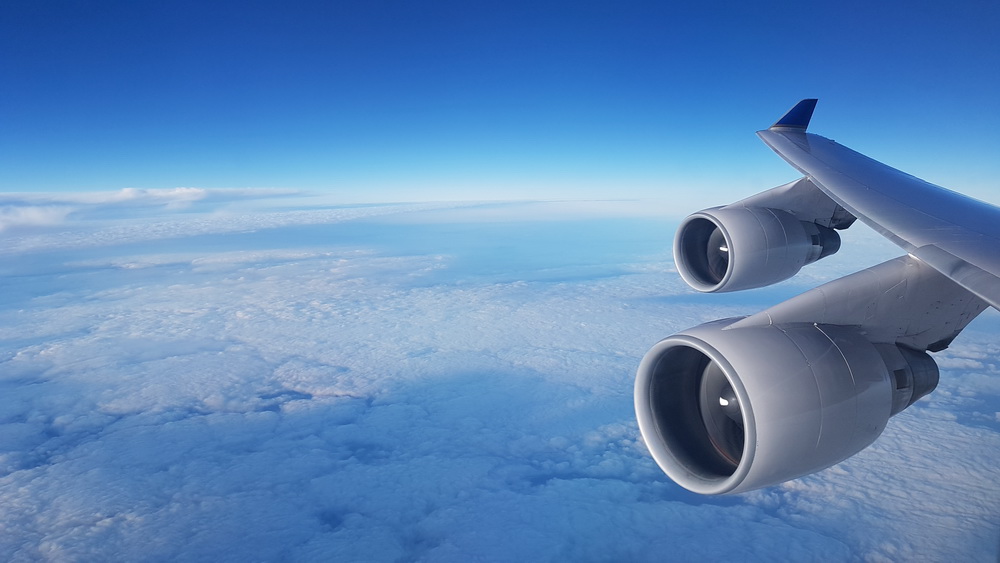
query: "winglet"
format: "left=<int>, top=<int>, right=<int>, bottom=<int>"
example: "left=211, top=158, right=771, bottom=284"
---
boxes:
left=770, top=99, right=818, bottom=130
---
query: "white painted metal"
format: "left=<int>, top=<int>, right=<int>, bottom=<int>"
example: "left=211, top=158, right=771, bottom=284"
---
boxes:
left=635, top=320, right=895, bottom=495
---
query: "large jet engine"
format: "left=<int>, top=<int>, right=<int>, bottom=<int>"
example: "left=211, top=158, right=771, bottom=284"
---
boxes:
left=634, top=319, right=938, bottom=495
left=674, top=206, right=841, bottom=292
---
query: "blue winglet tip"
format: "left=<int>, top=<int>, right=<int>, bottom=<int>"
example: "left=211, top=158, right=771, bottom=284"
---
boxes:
left=771, top=99, right=818, bottom=130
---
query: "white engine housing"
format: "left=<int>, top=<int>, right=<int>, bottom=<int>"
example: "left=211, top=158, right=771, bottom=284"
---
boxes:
left=674, top=206, right=840, bottom=292
left=634, top=319, right=937, bottom=495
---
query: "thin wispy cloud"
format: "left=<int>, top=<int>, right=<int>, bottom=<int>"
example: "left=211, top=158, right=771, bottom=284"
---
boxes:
left=0, top=205, right=74, bottom=231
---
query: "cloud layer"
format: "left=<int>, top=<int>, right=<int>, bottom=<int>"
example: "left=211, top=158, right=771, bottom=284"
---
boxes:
left=1, top=194, right=997, bottom=561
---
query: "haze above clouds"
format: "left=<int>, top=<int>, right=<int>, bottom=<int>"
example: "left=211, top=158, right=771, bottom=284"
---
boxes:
left=1, top=192, right=998, bottom=562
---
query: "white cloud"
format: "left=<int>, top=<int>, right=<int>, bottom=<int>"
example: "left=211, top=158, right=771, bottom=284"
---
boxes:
left=0, top=198, right=997, bottom=561
left=0, top=205, right=75, bottom=231
left=0, top=187, right=296, bottom=207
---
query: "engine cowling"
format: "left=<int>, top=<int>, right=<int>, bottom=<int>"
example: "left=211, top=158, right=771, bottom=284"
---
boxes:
left=634, top=319, right=938, bottom=495
left=674, top=206, right=841, bottom=292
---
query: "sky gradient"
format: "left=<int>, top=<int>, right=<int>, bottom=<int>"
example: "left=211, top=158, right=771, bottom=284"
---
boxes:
left=2, top=1, right=999, bottom=204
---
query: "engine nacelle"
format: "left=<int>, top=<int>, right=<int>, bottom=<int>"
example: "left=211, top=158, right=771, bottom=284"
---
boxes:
left=674, top=206, right=841, bottom=292
left=634, top=319, right=938, bottom=495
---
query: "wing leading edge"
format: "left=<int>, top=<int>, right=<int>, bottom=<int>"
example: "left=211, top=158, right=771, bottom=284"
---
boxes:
left=758, top=101, right=1000, bottom=310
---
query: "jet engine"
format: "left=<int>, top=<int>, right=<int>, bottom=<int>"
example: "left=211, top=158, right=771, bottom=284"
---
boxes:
left=674, top=206, right=841, bottom=292
left=634, top=319, right=938, bottom=495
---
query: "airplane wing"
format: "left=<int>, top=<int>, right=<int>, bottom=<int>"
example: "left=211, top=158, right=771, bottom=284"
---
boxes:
left=634, top=100, right=996, bottom=495
left=758, top=99, right=1000, bottom=309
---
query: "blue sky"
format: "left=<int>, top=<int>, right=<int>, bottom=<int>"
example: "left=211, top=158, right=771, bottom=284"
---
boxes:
left=2, top=1, right=999, bottom=202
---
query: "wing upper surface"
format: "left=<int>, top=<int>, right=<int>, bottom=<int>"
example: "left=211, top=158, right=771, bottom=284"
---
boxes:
left=758, top=126, right=1000, bottom=310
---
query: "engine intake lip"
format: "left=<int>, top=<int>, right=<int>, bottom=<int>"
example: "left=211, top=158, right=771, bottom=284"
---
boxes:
left=635, top=333, right=756, bottom=495
left=674, top=214, right=733, bottom=292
